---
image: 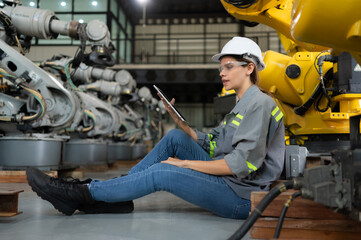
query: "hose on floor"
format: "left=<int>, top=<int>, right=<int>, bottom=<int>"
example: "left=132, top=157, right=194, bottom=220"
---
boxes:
left=273, top=191, right=302, bottom=239
left=227, top=180, right=295, bottom=240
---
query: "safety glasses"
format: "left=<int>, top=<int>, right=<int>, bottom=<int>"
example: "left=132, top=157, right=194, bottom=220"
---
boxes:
left=218, top=61, right=249, bottom=73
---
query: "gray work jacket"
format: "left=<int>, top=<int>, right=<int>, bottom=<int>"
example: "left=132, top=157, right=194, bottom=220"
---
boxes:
left=196, top=85, right=285, bottom=200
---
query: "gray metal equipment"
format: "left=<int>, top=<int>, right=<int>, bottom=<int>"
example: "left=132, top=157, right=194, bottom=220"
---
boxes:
left=132, top=143, right=148, bottom=160
left=64, top=139, right=108, bottom=166
left=293, top=114, right=361, bottom=222
left=0, top=1, right=165, bottom=170
left=0, top=2, right=115, bottom=168
left=285, top=145, right=308, bottom=179
left=108, top=142, right=133, bottom=163
left=0, top=134, right=64, bottom=170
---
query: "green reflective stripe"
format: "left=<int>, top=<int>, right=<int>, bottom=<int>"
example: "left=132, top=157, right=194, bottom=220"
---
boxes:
left=209, top=141, right=214, bottom=158
left=271, top=106, right=283, bottom=122
left=208, top=134, right=216, bottom=158
left=232, top=120, right=240, bottom=126
left=209, top=140, right=216, bottom=158
left=275, top=111, right=283, bottom=122
left=224, top=121, right=226, bottom=125
left=271, top=106, right=279, bottom=116
left=236, top=114, right=243, bottom=120
left=246, top=161, right=258, bottom=173
left=231, top=114, right=243, bottom=126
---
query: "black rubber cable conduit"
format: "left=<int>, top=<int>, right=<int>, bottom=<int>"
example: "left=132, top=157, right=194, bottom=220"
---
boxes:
left=227, top=180, right=295, bottom=240
left=273, top=191, right=302, bottom=239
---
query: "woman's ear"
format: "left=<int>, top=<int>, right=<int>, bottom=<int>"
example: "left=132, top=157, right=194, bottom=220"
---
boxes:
left=246, top=63, right=255, bottom=76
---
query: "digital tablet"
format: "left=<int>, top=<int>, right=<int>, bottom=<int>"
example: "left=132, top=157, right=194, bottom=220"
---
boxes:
left=153, top=85, right=187, bottom=123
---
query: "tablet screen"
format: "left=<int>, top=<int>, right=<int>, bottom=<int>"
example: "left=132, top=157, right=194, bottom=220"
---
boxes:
left=153, top=85, right=187, bottom=123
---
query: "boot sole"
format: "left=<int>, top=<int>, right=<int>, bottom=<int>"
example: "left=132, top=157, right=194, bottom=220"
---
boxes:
left=26, top=171, right=77, bottom=216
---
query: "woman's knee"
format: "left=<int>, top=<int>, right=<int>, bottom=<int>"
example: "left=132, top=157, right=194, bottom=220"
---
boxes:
left=166, top=129, right=185, bottom=138
left=164, top=129, right=189, bottom=143
left=147, top=162, right=178, bottom=177
left=146, top=163, right=190, bottom=187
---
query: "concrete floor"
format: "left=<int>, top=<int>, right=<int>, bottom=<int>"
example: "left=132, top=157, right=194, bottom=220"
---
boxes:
left=0, top=165, right=252, bottom=240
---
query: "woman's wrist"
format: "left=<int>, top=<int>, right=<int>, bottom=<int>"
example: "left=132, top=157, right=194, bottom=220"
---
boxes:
left=183, top=160, right=190, bottom=168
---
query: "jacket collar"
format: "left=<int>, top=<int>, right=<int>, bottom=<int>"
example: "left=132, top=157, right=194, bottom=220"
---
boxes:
left=230, top=85, right=260, bottom=114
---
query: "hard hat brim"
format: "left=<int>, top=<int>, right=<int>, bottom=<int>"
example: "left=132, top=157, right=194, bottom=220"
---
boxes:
left=211, top=53, right=225, bottom=63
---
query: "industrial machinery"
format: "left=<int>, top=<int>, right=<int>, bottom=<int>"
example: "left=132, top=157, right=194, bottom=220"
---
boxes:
left=40, top=56, right=164, bottom=164
left=0, top=1, right=163, bottom=169
left=219, top=0, right=361, bottom=231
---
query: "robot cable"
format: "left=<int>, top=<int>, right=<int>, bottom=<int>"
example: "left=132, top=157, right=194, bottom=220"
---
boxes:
left=223, top=0, right=257, bottom=9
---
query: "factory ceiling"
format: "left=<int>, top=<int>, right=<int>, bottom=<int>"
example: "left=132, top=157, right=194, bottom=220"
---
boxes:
left=118, top=0, right=230, bottom=25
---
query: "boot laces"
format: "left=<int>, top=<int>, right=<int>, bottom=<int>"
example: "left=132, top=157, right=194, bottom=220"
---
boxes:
left=49, top=177, right=91, bottom=189
left=61, top=176, right=92, bottom=184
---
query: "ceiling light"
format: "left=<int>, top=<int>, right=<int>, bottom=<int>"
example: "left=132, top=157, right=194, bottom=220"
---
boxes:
left=29, top=1, right=35, bottom=7
left=91, top=1, right=98, bottom=6
left=79, top=19, right=84, bottom=23
left=60, top=1, right=66, bottom=7
left=137, top=0, right=148, bottom=28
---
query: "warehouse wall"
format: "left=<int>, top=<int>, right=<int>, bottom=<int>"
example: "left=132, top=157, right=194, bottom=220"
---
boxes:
left=133, top=22, right=284, bottom=64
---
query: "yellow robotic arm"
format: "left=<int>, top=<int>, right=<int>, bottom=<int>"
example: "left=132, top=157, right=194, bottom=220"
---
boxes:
left=220, top=0, right=361, bottom=149
left=221, top=0, right=361, bottom=63
left=259, top=50, right=361, bottom=137
left=290, top=0, right=361, bottom=64
left=220, top=0, right=328, bottom=54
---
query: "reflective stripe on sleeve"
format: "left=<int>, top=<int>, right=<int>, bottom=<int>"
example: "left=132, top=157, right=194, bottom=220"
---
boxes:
left=209, top=140, right=216, bottom=158
left=271, top=107, right=279, bottom=116
left=208, top=133, right=213, bottom=141
left=271, top=106, right=283, bottom=122
left=231, top=120, right=240, bottom=126
left=231, top=114, right=244, bottom=127
left=208, top=133, right=216, bottom=158
left=275, top=111, right=283, bottom=122
left=236, top=114, right=243, bottom=120
left=246, top=161, right=258, bottom=173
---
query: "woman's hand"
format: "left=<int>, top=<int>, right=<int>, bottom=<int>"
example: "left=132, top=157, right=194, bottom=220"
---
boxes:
left=162, top=157, right=188, bottom=168
left=157, top=92, right=184, bottom=126
left=156, top=92, right=197, bottom=141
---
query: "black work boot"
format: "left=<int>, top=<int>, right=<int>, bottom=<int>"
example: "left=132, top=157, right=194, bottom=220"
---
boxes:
left=26, top=167, right=95, bottom=216
left=59, top=177, right=134, bottom=214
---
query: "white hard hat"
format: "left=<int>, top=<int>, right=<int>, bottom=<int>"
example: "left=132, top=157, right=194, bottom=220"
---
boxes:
left=212, top=37, right=266, bottom=71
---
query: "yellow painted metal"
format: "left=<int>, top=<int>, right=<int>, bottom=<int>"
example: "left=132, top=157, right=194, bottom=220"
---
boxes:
left=332, top=94, right=361, bottom=113
left=220, top=87, right=235, bottom=96
left=220, top=0, right=327, bottom=53
left=259, top=50, right=332, bottom=107
left=279, top=94, right=361, bottom=136
left=291, top=0, right=361, bottom=58
left=258, top=50, right=360, bottom=137
left=273, top=96, right=360, bottom=137
left=278, top=33, right=304, bottom=56
left=221, top=0, right=361, bottom=65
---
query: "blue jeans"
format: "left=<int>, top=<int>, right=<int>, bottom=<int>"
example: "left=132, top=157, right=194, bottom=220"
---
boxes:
left=89, top=129, right=250, bottom=219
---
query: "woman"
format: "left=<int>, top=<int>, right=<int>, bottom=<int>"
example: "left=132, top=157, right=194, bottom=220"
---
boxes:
left=27, top=37, right=285, bottom=219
